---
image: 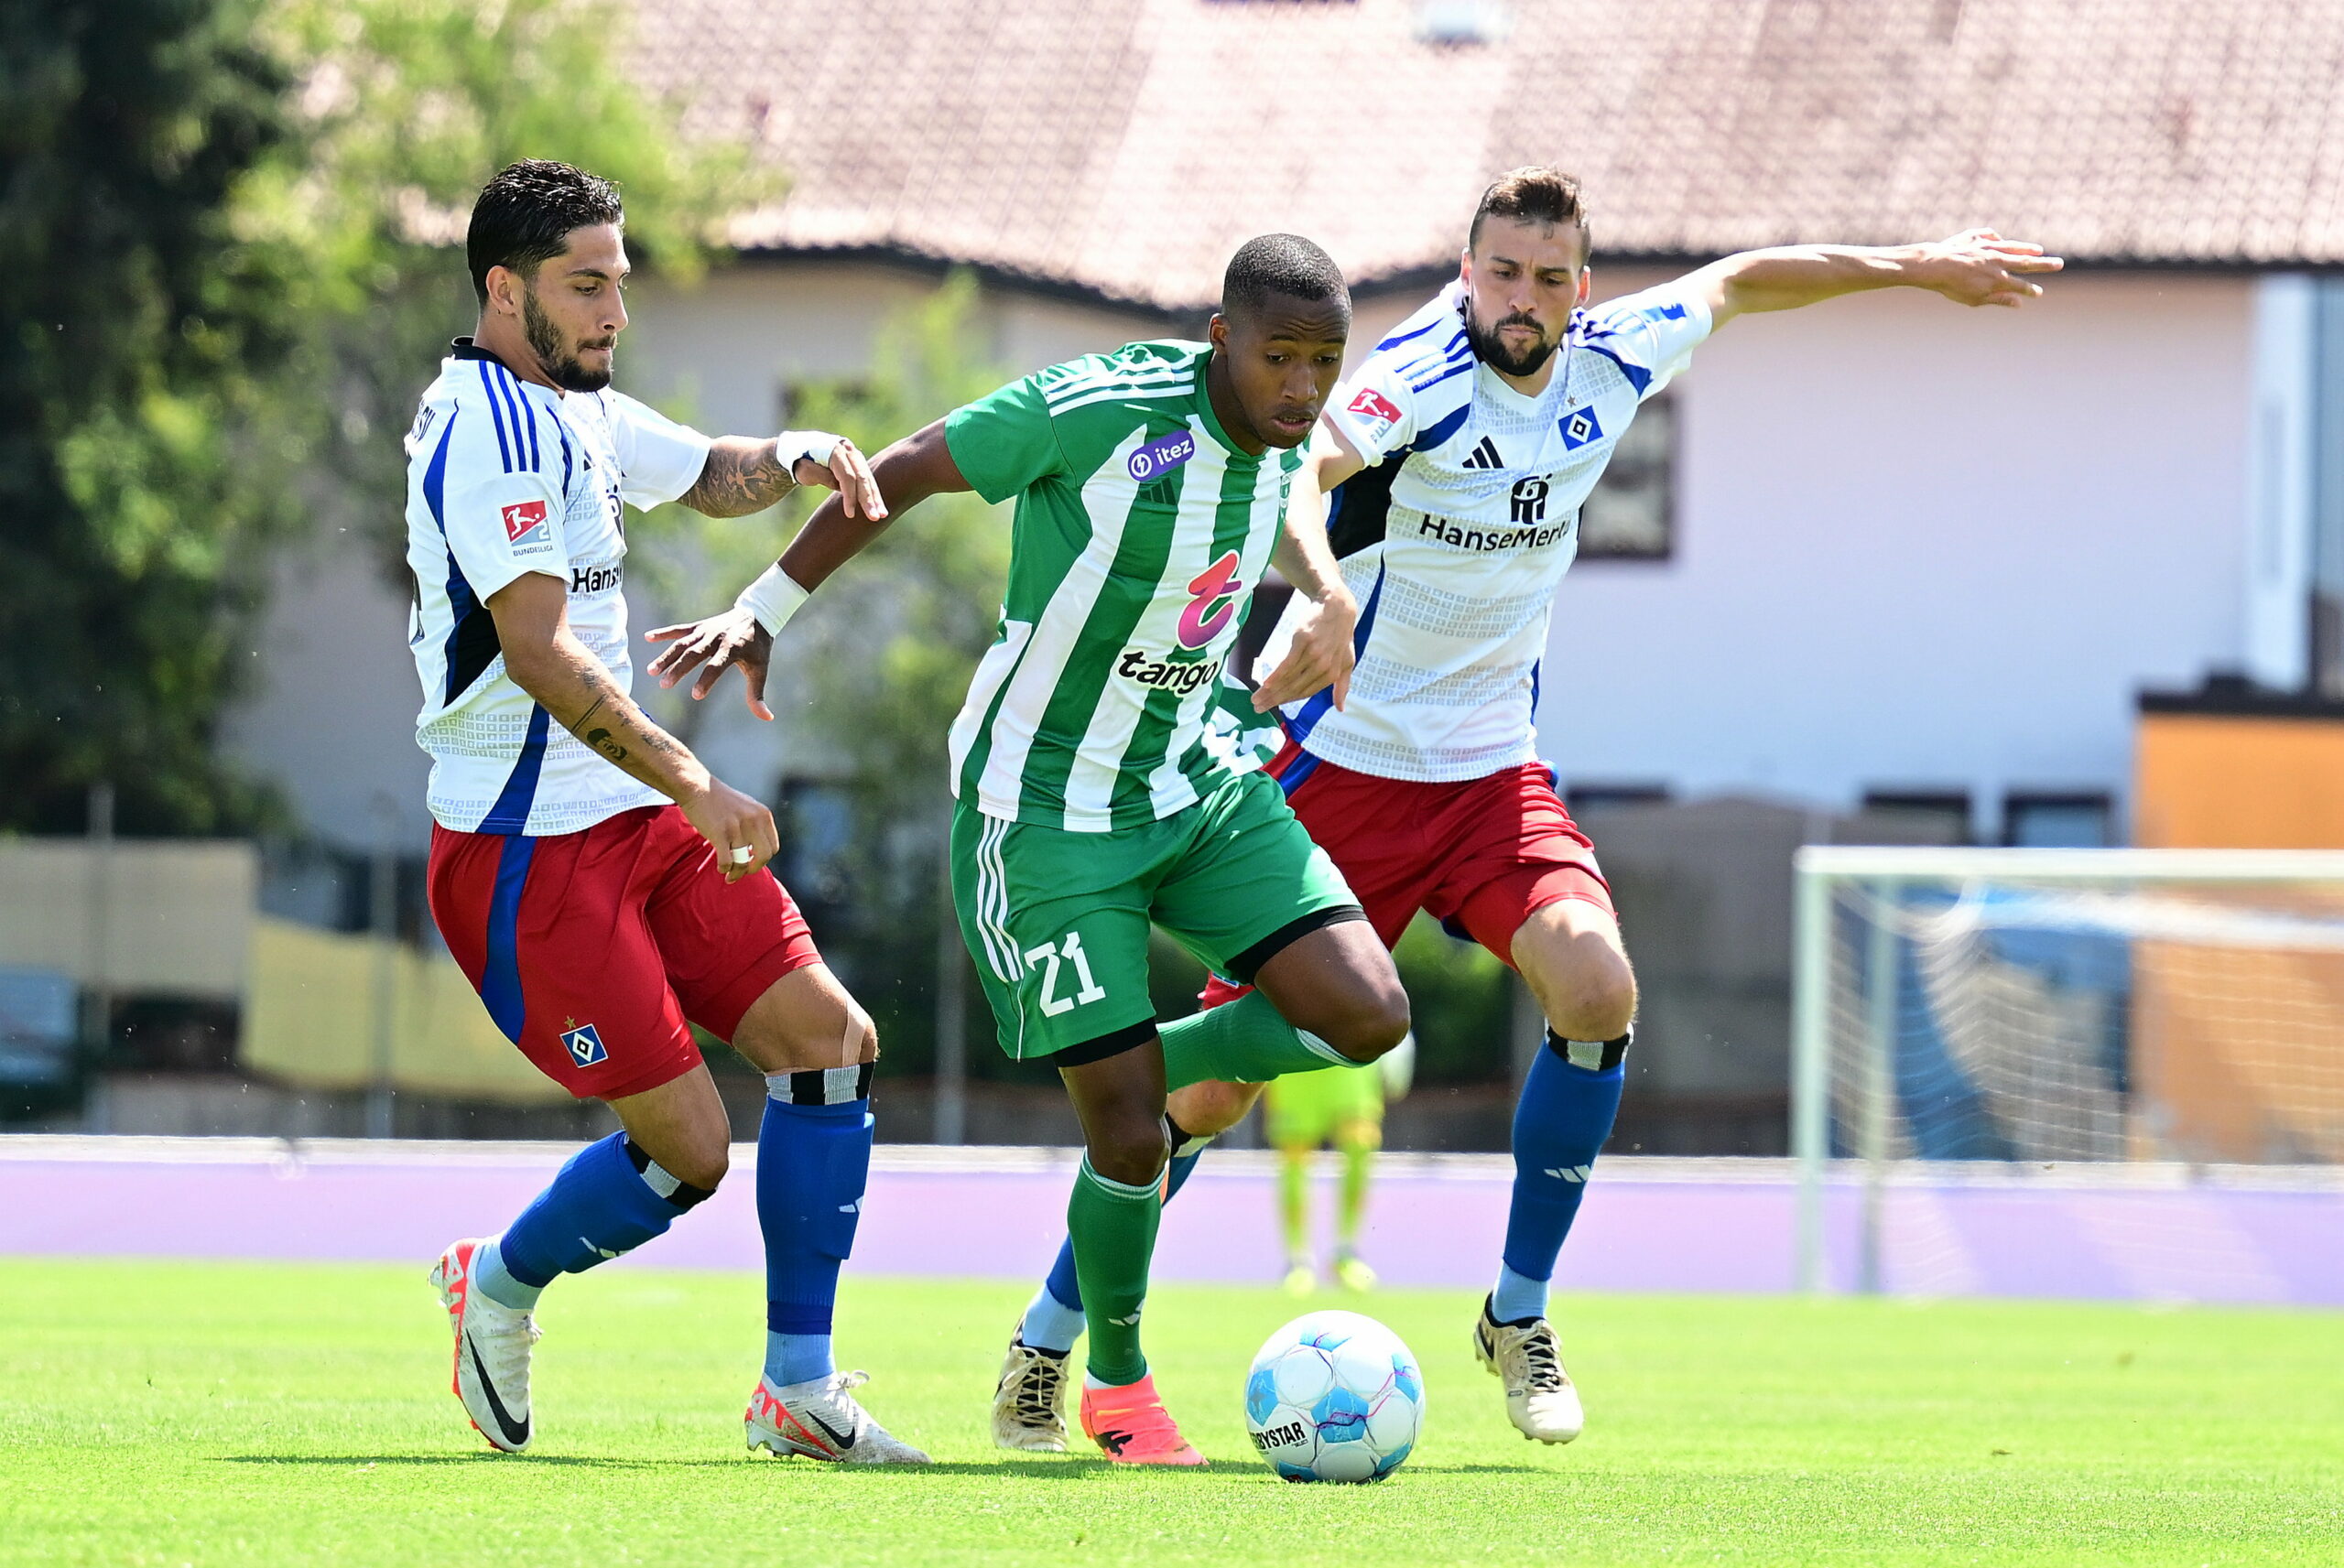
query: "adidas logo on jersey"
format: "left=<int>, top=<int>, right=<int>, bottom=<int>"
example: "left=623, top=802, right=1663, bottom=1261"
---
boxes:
left=1461, top=436, right=1505, bottom=470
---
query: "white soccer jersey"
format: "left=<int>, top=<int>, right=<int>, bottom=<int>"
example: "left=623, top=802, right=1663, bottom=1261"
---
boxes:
left=402, top=340, right=712, bottom=837
left=1266, top=278, right=1711, bottom=782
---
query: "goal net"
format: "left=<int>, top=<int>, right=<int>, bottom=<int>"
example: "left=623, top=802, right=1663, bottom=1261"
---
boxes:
left=1789, top=847, right=2344, bottom=1295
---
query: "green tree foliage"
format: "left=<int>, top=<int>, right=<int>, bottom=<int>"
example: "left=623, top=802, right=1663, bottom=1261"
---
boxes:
left=0, top=0, right=301, bottom=833
left=0, top=0, right=774, bottom=836
left=244, top=0, right=777, bottom=579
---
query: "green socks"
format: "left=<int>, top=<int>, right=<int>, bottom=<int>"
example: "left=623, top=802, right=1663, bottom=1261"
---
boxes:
left=1069, top=1157, right=1161, bottom=1386
left=1159, top=989, right=1351, bottom=1090
left=1279, top=1149, right=1310, bottom=1262
left=1339, top=1140, right=1373, bottom=1249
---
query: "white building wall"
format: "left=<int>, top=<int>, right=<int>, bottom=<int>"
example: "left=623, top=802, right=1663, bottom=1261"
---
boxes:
left=1536, top=269, right=2255, bottom=835
left=224, top=263, right=2255, bottom=849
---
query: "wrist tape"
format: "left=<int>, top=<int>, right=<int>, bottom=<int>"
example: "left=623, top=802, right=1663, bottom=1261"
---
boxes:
left=776, top=429, right=842, bottom=473
left=735, top=563, right=810, bottom=637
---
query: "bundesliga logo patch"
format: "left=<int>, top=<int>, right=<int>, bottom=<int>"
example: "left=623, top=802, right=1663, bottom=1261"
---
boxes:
left=1347, top=386, right=1402, bottom=441
left=1127, top=429, right=1196, bottom=482
left=560, top=1022, right=608, bottom=1067
left=502, top=499, right=553, bottom=552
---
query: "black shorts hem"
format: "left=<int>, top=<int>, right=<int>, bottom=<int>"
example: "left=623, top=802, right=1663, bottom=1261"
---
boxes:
left=1224, top=903, right=1368, bottom=985
left=1054, top=1017, right=1161, bottom=1068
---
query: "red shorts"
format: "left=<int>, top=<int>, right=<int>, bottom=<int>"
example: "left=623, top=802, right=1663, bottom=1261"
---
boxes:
left=428, top=804, right=822, bottom=1101
left=1203, top=747, right=1611, bottom=1004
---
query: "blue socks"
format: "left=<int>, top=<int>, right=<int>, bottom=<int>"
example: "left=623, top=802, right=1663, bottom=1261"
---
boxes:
left=1021, top=1119, right=1209, bottom=1355
left=1495, top=1031, right=1628, bottom=1324
left=484, top=1131, right=713, bottom=1310
left=757, top=1065, right=874, bottom=1389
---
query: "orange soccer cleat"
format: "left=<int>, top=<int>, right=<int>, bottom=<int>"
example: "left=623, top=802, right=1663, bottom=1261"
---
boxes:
left=1078, top=1372, right=1208, bottom=1466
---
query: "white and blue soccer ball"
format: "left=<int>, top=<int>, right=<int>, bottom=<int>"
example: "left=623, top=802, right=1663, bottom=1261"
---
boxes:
left=1243, top=1310, right=1424, bottom=1483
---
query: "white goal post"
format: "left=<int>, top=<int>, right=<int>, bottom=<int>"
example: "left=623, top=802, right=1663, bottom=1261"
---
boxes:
left=1790, top=845, right=2344, bottom=1294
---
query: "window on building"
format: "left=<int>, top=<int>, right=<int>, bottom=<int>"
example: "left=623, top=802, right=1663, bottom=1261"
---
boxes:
left=2002, top=791, right=2114, bottom=849
left=1859, top=788, right=1973, bottom=845
left=1579, top=391, right=1675, bottom=560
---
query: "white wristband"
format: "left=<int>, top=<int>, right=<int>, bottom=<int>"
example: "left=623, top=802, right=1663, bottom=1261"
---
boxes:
left=776, top=429, right=843, bottom=474
left=734, top=562, right=810, bottom=637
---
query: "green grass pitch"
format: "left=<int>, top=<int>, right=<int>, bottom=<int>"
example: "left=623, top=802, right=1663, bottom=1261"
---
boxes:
left=4, top=1260, right=2339, bottom=1566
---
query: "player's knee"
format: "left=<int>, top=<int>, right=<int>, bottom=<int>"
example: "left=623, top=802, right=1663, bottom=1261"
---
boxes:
left=1557, top=949, right=1636, bottom=1042
left=1318, top=973, right=1412, bottom=1064
left=660, top=1135, right=730, bottom=1195
left=1167, top=1078, right=1260, bottom=1138
left=1086, top=1111, right=1170, bottom=1188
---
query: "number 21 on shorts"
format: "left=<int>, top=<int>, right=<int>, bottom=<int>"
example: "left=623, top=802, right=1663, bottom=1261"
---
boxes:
left=1024, top=930, right=1108, bottom=1016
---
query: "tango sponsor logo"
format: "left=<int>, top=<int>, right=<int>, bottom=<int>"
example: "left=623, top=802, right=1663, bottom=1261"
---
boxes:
left=1127, top=428, right=1197, bottom=482
left=570, top=561, right=622, bottom=594
left=1416, top=514, right=1571, bottom=554
left=1116, top=649, right=1225, bottom=697
left=1251, top=1418, right=1309, bottom=1453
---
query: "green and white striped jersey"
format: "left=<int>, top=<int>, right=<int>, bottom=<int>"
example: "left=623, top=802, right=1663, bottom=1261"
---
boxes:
left=943, top=341, right=1301, bottom=832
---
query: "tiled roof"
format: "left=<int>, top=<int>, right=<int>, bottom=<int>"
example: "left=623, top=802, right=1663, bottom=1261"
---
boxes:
left=632, top=0, right=2344, bottom=309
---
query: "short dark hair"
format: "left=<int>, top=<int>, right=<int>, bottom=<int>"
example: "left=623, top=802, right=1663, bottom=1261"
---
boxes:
left=1221, top=233, right=1351, bottom=322
left=466, top=160, right=624, bottom=305
left=1469, top=166, right=1591, bottom=254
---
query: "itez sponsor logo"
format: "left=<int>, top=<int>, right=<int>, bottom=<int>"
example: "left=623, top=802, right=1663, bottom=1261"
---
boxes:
left=1127, top=428, right=1197, bottom=482
left=1416, top=514, right=1571, bottom=553
left=570, top=562, right=622, bottom=594
left=502, top=499, right=553, bottom=552
left=1116, top=649, right=1225, bottom=697
left=1177, top=549, right=1243, bottom=650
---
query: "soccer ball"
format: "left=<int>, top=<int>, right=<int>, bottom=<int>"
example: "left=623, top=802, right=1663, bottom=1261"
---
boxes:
left=1243, top=1310, right=1424, bottom=1483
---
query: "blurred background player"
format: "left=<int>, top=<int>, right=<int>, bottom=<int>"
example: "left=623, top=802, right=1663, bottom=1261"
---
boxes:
left=995, top=168, right=2063, bottom=1452
left=407, top=161, right=924, bottom=1463
left=1264, top=1035, right=1411, bottom=1294
left=646, top=235, right=1413, bottom=1467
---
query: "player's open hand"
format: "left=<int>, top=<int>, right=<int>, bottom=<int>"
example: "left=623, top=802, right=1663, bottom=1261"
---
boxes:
left=1918, top=230, right=2064, bottom=308
left=1253, top=589, right=1358, bottom=713
left=680, top=774, right=779, bottom=883
left=792, top=438, right=888, bottom=522
left=645, top=608, right=776, bottom=720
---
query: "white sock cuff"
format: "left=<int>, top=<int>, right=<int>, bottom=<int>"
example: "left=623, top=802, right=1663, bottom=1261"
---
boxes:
left=1295, top=1029, right=1352, bottom=1067
left=1077, top=1157, right=1161, bottom=1201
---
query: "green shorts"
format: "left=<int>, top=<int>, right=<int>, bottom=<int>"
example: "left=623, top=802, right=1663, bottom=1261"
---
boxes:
left=1263, top=1062, right=1385, bottom=1148
left=950, top=768, right=1361, bottom=1063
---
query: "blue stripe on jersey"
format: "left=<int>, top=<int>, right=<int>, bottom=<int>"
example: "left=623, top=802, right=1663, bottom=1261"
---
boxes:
left=421, top=421, right=485, bottom=705
left=558, top=421, right=573, bottom=496
left=1287, top=558, right=1386, bottom=744
left=481, top=832, right=537, bottom=1043
left=477, top=362, right=515, bottom=471
left=497, top=367, right=541, bottom=470
left=480, top=704, right=551, bottom=835
left=1374, top=316, right=1448, bottom=354
left=1530, top=657, right=1542, bottom=714
left=1574, top=340, right=1653, bottom=395
left=1410, top=402, right=1471, bottom=452
left=1407, top=357, right=1472, bottom=395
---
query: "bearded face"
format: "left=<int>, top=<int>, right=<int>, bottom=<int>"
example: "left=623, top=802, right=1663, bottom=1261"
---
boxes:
left=523, top=286, right=614, bottom=393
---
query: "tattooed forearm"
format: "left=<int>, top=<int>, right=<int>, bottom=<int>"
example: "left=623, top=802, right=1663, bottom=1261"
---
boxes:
left=547, top=660, right=700, bottom=796
left=678, top=437, right=798, bottom=518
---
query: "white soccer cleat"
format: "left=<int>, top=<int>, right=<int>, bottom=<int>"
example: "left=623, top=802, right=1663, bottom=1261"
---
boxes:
left=429, top=1238, right=540, bottom=1454
left=746, top=1370, right=929, bottom=1464
left=991, top=1333, right=1071, bottom=1453
left=1473, top=1295, right=1586, bottom=1444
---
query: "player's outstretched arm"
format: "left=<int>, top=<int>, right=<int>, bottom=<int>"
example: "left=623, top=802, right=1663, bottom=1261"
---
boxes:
left=1689, top=230, right=2064, bottom=330
left=489, top=572, right=777, bottom=881
left=645, top=418, right=974, bottom=719
left=675, top=433, right=885, bottom=520
left=1252, top=422, right=1365, bottom=714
